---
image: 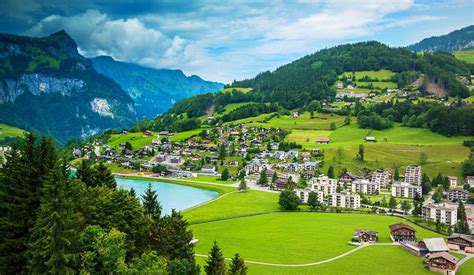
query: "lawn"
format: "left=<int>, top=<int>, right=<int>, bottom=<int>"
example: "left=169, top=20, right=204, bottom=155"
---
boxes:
left=106, top=132, right=157, bottom=149
left=0, top=123, right=25, bottom=141
left=183, top=190, right=279, bottom=224
left=454, top=50, right=474, bottom=63
left=340, top=70, right=395, bottom=80
left=457, top=258, right=474, bottom=275
left=191, top=212, right=441, bottom=264
left=192, top=175, right=236, bottom=184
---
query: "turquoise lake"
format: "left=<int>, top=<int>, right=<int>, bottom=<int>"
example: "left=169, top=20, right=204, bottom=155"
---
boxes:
left=115, top=177, right=218, bottom=215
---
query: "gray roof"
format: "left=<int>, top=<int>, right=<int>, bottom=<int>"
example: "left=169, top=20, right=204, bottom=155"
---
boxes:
left=421, top=238, right=449, bottom=252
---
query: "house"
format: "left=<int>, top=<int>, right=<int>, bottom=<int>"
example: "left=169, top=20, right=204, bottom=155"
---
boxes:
left=274, top=150, right=286, bottom=160
left=365, top=136, right=376, bottom=142
left=316, top=137, right=330, bottom=144
left=445, top=188, right=469, bottom=202
left=270, top=142, right=279, bottom=150
left=311, top=148, right=322, bottom=155
left=169, top=155, right=182, bottom=164
left=159, top=131, right=170, bottom=136
left=143, top=130, right=153, bottom=137
left=286, top=163, right=300, bottom=173
left=275, top=178, right=289, bottom=190
left=391, top=182, right=422, bottom=198
left=339, top=172, right=357, bottom=183
left=422, top=202, right=458, bottom=226
left=404, top=165, right=422, bottom=185
left=72, top=148, right=81, bottom=158
left=227, top=160, right=239, bottom=167
left=302, top=161, right=318, bottom=171
left=336, top=82, right=343, bottom=89
left=292, top=112, right=299, bottom=118
left=244, top=175, right=258, bottom=185
left=465, top=204, right=474, bottom=234
left=286, top=150, right=299, bottom=159
left=447, top=234, right=474, bottom=253
left=447, top=176, right=458, bottom=188
left=425, top=252, right=457, bottom=273
left=352, top=229, right=378, bottom=243
left=328, top=192, right=360, bottom=209
left=418, top=238, right=449, bottom=255
left=466, top=176, right=474, bottom=188
left=351, top=179, right=380, bottom=195
left=389, top=223, right=416, bottom=242
left=201, top=165, right=216, bottom=174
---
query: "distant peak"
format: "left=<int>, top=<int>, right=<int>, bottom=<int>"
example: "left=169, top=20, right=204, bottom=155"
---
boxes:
left=48, top=29, right=71, bottom=39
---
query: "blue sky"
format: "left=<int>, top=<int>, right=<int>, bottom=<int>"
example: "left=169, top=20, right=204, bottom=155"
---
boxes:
left=0, top=0, right=472, bottom=83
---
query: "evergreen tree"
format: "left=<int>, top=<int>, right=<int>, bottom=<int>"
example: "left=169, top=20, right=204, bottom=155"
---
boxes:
left=394, top=164, right=400, bottom=180
left=94, top=162, right=116, bottom=189
left=279, top=190, right=300, bottom=210
left=357, top=144, right=364, bottom=162
left=258, top=168, right=268, bottom=186
left=307, top=191, right=319, bottom=210
left=228, top=253, right=247, bottom=275
left=272, top=171, right=278, bottom=184
left=141, top=183, right=162, bottom=221
left=129, top=187, right=137, bottom=198
left=388, top=196, right=397, bottom=211
left=220, top=168, right=230, bottom=181
left=421, top=173, right=431, bottom=195
left=432, top=187, right=444, bottom=203
left=457, top=201, right=470, bottom=234
left=400, top=200, right=411, bottom=214
left=27, top=161, right=80, bottom=274
left=204, top=241, right=226, bottom=275
left=238, top=179, right=248, bottom=192
left=327, top=165, right=335, bottom=178
left=76, top=159, right=96, bottom=186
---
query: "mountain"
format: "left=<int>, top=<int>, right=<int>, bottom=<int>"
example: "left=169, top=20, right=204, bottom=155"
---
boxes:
left=407, top=25, right=474, bottom=52
left=0, top=30, right=137, bottom=143
left=91, top=56, right=224, bottom=118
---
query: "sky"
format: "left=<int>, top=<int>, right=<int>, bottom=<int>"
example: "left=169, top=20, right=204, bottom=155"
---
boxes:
left=0, top=0, right=472, bottom=83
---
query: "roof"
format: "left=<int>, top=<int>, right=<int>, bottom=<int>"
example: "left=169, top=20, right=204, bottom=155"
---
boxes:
left=389, top=223, right=416, bottom=232
left=421, top=238, right=449, bottom=252
left=447, top=234, right=474, bottom=244
left=316, top=137, right=330, bottom=142
left=426, top=252, right=457, bottom=264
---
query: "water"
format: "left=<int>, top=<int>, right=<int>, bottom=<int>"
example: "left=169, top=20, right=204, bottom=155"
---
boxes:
left=115, top=177, right=218, bottom=215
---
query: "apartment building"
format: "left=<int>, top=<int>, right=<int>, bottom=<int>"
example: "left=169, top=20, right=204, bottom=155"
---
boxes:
left=328, top=192, right=361, bottom=209
left=351, top=179, right=380, bottom=195
left=391, top=182, right=422, bottom=198
left=310, top=175, right=338, bottom=196
left=404, top=165, right=422, bottom=185
left=422, top=202, right=458, bottom=226
left=371, top=170, right=391, bottom=187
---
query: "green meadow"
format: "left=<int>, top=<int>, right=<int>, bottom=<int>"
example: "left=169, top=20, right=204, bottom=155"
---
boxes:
left=457, top=258, right=474, bottom=275
left=454, top=50, right=474, bottom=63
left=0, top=123, right=25, bottom=141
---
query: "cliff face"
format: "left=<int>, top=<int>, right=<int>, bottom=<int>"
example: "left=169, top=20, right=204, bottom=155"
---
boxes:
left=92, top=56, right=224, bottom=118
left=0, top=30, right=137, bottom=143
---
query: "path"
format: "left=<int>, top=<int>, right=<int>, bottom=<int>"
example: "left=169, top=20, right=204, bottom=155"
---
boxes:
left=195, top=243, right=399, bottom=267
left=456, top=251, right=474, bottom=268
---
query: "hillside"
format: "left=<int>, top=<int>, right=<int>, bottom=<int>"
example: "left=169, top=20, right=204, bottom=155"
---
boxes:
left=0, top=123, right=24, bottom=144
left=92, top=56, right=223, bottom=118
left=407, top=25, right=474, bottom=52
left=0, top=31, right=137, bottom=143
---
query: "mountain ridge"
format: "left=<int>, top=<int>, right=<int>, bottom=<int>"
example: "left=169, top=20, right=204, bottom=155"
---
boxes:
left=407, top=25, right=474, bottom=52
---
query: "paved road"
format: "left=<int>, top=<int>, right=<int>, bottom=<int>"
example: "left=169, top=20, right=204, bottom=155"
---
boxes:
left=195, top=243, right=399, bottom=267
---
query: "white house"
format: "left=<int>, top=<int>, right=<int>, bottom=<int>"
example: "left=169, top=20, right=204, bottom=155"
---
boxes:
left=448, top=176, right=458, bottom=188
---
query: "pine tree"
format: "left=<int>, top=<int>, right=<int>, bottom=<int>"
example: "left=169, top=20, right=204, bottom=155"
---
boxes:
left=307, top=191, right=319, bottom=211
left=141, top=183, right=162, bottom=221
left=357, top=144, right=364, bottom=162
left=220, top=168, right=230, bottom=181
left=129, top=187, right=137, bottom=197
left=272, top=171, right=277, bottom=184
left=456, top=201, right=470, bottom=234
left=94, top=162, right=116, bottom=189
left=27, top=161, right=79, bottom=274
left=228, top=253, right=247, bottom=275
left=204, top=241, right=226, bottom=275
left=239, top=179, right=248, bottom=191
left=77, top=159, right=96, bottom=186
left=388, top=196, right=397, bottom=211
left=327, top=166, right=335, bottom=178
left=258, top=168, right=268, bottom=186
left=394, top=164, right=400, bottom=180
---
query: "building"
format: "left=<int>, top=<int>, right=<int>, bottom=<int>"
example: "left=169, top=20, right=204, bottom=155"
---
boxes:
left=328, top=192, right=360, bottom=209
left=201, top=165, right=216, bottom=174
left=352, top=229, right=378, bottom=243
left=245, top=158, right=267, bottom=175
left=365, top=136, right=376, bottom=142
left=447, top=176, right=458, bottom=188
left=294, top=189, right=324, bottom=204
left=302, top=161, right=318, bottom=171
left=389, top=223, right=416, bottom=242
left=425, top=252, right=457, bottom=273
left=310, top=175, right=338, bottom=196
left=447, top=234, right=474, bottom=253
left=445, top=188, right=469, bottom=202
left=371, top=170, right=391, bottom=187
left=418, top=238, right=449, bottom=254
left=422, top=202, right=458, bottom=226
left=391, top=182, right=422, bottom=198
left=404, top=165, right=421, bottom=185
left=465, top=204, right=474, bottom=234
left=316, top=137, right=330, bottom=144
left=351, top=179, right=380, bottom=195
left=466, top=176, right=474, bottom=188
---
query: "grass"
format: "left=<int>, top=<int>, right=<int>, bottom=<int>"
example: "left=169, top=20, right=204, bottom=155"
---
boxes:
left=457, top=258, right=474, bottom=275
left=0, top=123, right=25, bottom=141
left=106, top=132, right=157, bottom=149
left=183, top=190, right=279, bottom=224
left=220, top=87, right=253, bottom=94
left=454, top=50, right=474, bottom=63
left=338, top=70, right=398, bottom=91
left=232, top=112, right=346, bottom=130
left=170, top=128, right=204, bottom=142
left=191, top=212, right=441, bottom=264
left=340, top=70, right=395, bottom=81
left=192, top=175, right=236, bottom=184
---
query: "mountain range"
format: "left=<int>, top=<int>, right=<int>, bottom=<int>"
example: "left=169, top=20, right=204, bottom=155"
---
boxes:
left=407, top=25, right=474, bottom=52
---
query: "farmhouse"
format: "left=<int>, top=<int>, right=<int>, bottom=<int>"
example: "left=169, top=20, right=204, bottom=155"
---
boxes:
left=389, top=223, right=416, bottom=242
left=418, top=238, right=449, bottom=255
left=316, top=137, right=330, bottom=144
left=422, top=202, right=458, bottom=226
left=425, top=252, right=457, bottom=273
left=365, top=136, right=376, bottom=142
left=143, top=130, right=153, bottom=136
left=352, top=229, right=378, bottom=243
left=445, top=188, right=469, bottom=202
left=447, top=234, right=474, bottom=253
left=391, top=182, right=422, bottom=198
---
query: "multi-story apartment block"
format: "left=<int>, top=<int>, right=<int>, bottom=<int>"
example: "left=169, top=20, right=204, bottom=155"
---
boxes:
left=404, top=165, right=421, bottom=185
left=391, top=182, right=422, bottom=198
left=351, top=179, right=380, bottom=195
left=310, top=175, right=338, bottom=196
left=328, top=192, right=360, bottom=209
left=422, top=202, right=458, bottom=226
left=371, top=170, right=391, bottom=187
left=294, top=189, right=325, bottom=204
left=446, top=188, right=469, bottom=202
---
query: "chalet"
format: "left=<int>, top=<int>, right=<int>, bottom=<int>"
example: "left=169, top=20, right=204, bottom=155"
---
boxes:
left=185, top=163, right=198, bottom=171
left=118, top=143, right=126, bottom=150
left=124, top=149, right=133, bottom=157
left=201, top=165, right=216, bottom=174
left=275, top=178, right=289, bottom=190
left=316, top=137, right=330, bottom=144
left=447, top=176, right=458, bottom=188
left=286, top=150, right=299, bottom=159
left=286, top=162, right=300, bottom=173
left=274, top=151, right=286, bottom=160
left=302, top=161, right=318, bottom=171
left=156, top=154, right=167, bottom=163
left=311, top=148, right=322, bottom=155
left=365, top=136, right=376, bottom=142
left=230, top=130, right=240, bottom=136
left=425, top=252, right=457, bottom=273
left=418, top=238, right=449, bottom=255
left=339, top=172, right=357, bottom=183
left=466, top=176, right=474, bottom=188
left=143, top=130, right=153, bottom=137
left=301, top=152, right=311, bottom=161
left=227, top=160, right=239, bottom=166
left=389, top=223, right=416, bottom=242
left=447, top=234, right=474, bottom=253
left=352, top=229, right=378, bottom=243
left=159, top=131, right=170, bottom=136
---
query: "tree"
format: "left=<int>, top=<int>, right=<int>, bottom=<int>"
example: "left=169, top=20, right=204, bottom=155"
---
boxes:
left=357, top=144, right=364, bottom=162
left=329, top=122, right=337, bottom=130
left=94, top=162, right=116, bottom=189
left=297, top=176, right=307, bottom=188
left=421, top=173, right=431, bottom=195
left=238, top=179, right=248, bottom=191
left=400, top=200, right=411, bottom=214
left=141, top=183, right=162, bottom=221
left=128, top=251, right=168, bottom=273
left=218, top=144, right=226, bottom=160
left=419, top=152, right=428, bottom=165
left=388, top=196, right=397, bottom=212
left=125, top=141, right=133, bottom=151
left=327, top=165, right=335, bottom=178
left=220, top=168, right=230, bottom=181
left=412, top=193, right=423, bottom=216
left=462, top=159, right=474, bottom=178
left=457, top=201, right=470, bottom=234
left=204, top=241, right=226, bottom=275
left=258, top=168, right=268, bottom=186
left=228, top=253, right=247, bottom=275
left=432, top=187, right=444, bottom=203
left=279, top=190, right=300, bottom=210
left=307, top=191, right=320, bottom=211
left=393, top=164, right=400, bottom=180
left=168, top=258, right=200, bottom=275
left=271, top=171, right=277, bottom=184
left=152, top=164, right=165, bottom=173
left=27, top=161, right=80, bottom=274
left=344, top=115, right=352, bottom=125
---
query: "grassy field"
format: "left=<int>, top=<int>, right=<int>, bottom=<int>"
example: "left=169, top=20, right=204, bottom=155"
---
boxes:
left=457, top=258, right=474, bottom=275
left=191, top=212, right=441, bottom=264
left=221, top=87, right=253, bottom=94
left=192, top=175, right=236, bottom=184
left=338, top=70, right=398, bottom=90
left=454, top=50, right=474, bottom=63
left=340, top=70, right=395, bottom=80
left=0, top=123, right=25, bottom=141
left=285, top=123, right=470, bottom=178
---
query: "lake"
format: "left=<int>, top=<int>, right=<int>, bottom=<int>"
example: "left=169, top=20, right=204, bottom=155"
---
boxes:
left=115, top=177, right=218, bottom=215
